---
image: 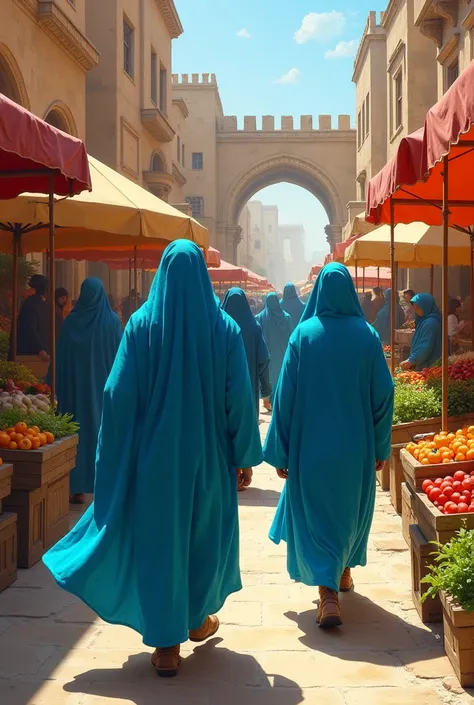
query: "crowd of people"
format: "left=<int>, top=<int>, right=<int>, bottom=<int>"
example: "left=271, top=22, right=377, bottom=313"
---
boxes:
left=9, top=245, right=468, bottom=677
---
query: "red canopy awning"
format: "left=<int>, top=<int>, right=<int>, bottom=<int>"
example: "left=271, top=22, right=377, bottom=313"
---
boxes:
left=55, top=244, right=221, bottom=269
left=0, top=93, right=91, bottom=198
left=209, top=260, right=248, bottom=283
left=367, top=60, right=474, bottom=227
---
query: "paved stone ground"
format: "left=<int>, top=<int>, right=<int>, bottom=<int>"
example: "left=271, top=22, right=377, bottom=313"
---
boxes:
left=1, top=410, right=474, bottom=704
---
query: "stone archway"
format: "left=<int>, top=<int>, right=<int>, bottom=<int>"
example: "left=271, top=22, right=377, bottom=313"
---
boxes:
left=0, top=43, right=29, bottom=108
left=44, top=102, right=78, bottom=136
left=218, top=154, right=347, bottom=262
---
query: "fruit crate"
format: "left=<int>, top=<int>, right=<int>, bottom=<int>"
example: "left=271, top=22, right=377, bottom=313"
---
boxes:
left=0, top=463, right=17, bottom=592
left=409, top=523, right=442, bottom=624
left=390, top=442, right=406, bottom=513
left=407, top=484, right=474, bottom=545
left=391, top=413, right=474, bottom=445
left=2, top=436, right=78, bottom=568
left=441, top=590, right=474, bottom=688
left=402, top=482, right=417, bottom=546
left=400, top=448, right=474, bottom=491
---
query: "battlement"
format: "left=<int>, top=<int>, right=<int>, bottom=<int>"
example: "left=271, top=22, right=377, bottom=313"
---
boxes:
left=171, top=73, right=218, bottom=86
left=218, top=115, right=353, bottom=132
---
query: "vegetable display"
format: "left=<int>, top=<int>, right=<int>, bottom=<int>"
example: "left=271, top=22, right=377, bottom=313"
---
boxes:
left=0, top=378, right=51, bottom=414
left=406, top=426, right=474, bottom=465
left=0, top=421, right=54, bottom=451
left=0, top=361, right=39, bottom=385
left=421, top=527, right=474, bottom=612
left=0, top=408, right=79, bottom=440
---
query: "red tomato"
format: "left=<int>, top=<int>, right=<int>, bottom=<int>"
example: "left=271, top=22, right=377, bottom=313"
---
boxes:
left=443, top=486, right=454, bottom=498
left=445, top=502, right=458, bottom=514
left=453, top=481, right=463, bottom=492
left=469, top=506, right=474, bottom=513
left=437, top=494, right=448, bottom=506
left=429, top=488, right=442, bottom=502
left=458, top=503, right=469, bottom=513
left=454, top=470, right=466, bottom=482
left=462, top=491, right=472, bottom=502
left=434, top=478, right=444, bottom=488
left=422, top=479, right=434, bottom=493
left=444, top=476, right=454, bottom=482
left=463, top=479, right=474, bottom=491
left=451, top=493, right=462, bottom=504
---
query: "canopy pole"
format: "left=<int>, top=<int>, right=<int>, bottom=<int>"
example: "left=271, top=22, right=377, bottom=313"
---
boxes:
left=471, top=239, right=474, bottom=350
left=390, top=198, right=396, bottom=376
left=362, top=268, right=365, bottom=293
left=133, top=246, right=138, bottom=312
left=430, top=265, right=434, bottom=295
left=377, top=267, right=380, bottom=288
left=11, top=224, right=20, bottom=362
left=355, top=261, right=359, bottom=292
left=442, top=156, right=449, bottom=430
left=48, top=175, right=56, bottom=406
left=128, top=258, right=132, bottom=296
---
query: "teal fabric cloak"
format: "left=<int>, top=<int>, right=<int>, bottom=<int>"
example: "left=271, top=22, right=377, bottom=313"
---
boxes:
left=264, top=263, right=394, bottom=591
left=256, top=293, right=293, bottom=396
left=408, top=293, right=442, bottom=370
left=280, top=283, right=305, bottom=328
left=54, top=277, right=122, bottom=494
left=372, top=289, right=405, bottom=345
left=222, top=287, right=271, bottom=411
left=43, top=241, right=263, bottom=648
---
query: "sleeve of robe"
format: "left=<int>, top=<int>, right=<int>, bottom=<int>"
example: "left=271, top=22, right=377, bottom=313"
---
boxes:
left=226, top=332, right=263, bottom=469
left=371, top=337, right=395, bottom=462
left=263, top=337, right=299, bottom=470
left=256, top=328, right=271, bottom=399
left=408, top=319, right=438, bottom=367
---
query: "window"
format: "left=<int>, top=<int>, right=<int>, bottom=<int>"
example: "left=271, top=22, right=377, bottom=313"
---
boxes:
left=67, top=0, right=76, bottom=6
left=365, top=93, right=370, bottom=138
left=254, top=239, right=261, bottom=250
left=151, top=50, right=157, bottom=105
left=361, top=104, right=366, bottom=145
left=159, top=65, right=167, bottom=113
left=192, top=152, right=204, bottom=170
left=447, top=59, right=459, bottom=90
left=152, top=153, right=165, bottom=172
left=395, top=71, right=403, bottom=130
left=357, top=110, right=362, bottom=149
left=185, top=197, right=204, bottom=217
left=123, top=17, right=134, bottom=78
left=182, top=144, right=185, bottom=167
left=177, top=136, right=181, bottom=163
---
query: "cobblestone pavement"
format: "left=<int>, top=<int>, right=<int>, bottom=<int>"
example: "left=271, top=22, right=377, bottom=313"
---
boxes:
left=1, top=411, right=473, bottom=704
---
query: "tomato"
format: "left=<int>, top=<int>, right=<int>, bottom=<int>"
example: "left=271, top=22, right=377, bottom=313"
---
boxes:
left=453, top=481, right=463, bottom=492
left=445, top=502, right=458, bottom=514
left=433, top=478, right=444, bottom=487
left=463, top=479, right=474, bottom=491
left=429, top=487, right=442, bottom=503
left=422, top=480, right=434, bottom=494
left=451, top=493, right=462, bottom=504
left=443, top=485, right=454, bottom=498
left=437, top=494, right=448, bottom=506
left=458, top=503, right=469, bottom=513
left=454, top=470, right=466, bottom=482
left=468, top=506, right=474, bottom=513
left=441, top=482, right=452, bottom=492
left=462, top=490, right=472, bottom=501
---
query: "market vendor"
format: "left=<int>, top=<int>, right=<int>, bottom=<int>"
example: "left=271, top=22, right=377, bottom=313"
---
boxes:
left=400, top=293, right=442, bottom=371
left=402, top=289, right=416, bottom=322
left=16, top=274, right=51, bottom=361
left=372, top=289, right=405, bottom=345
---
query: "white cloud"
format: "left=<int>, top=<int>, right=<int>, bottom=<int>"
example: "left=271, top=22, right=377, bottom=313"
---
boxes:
left=325, top=39, right=359, bottom=59
left=294, top=11, right=346, bottom=44
left=236, top=28, right=252, bottom=39
left=273, top=68, right=301, bottom=85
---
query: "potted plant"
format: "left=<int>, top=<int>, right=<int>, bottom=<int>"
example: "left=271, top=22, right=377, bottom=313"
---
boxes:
left=422, top=526, right=474, bottom=687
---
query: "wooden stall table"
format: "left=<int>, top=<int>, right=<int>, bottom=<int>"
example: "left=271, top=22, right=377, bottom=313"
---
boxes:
left=0, top=463, right=17, bottom=591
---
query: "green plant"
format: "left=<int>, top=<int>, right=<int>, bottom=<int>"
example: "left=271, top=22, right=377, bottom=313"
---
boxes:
left=0, top=408, right=79, bottom=439
left=393, top=380, right=441, bottom=424
left=0, top=254, right=39, bottom=317
left=422, top=526, right=474, bottom=612
left=0, top=331, right=8, bottom=361
left=0, top=361, right=38, bottom=384
left=427, top=378, right=474, bottom=418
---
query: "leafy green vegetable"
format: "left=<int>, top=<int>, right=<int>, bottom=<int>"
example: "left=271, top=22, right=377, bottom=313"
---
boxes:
left=393, top=381, right=441, bottom=424
left=427, top=378, right=474, bottom=418
left=0, top=408, right=79, bottom=438
left=0, top=361, right=38, bottom=384
left=0, top=331, right=8, bottom=361
left=422, top=526, right=474, bottom=613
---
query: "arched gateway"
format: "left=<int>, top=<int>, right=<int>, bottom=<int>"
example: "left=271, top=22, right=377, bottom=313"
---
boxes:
left=173, top=74, right=356, bottom=263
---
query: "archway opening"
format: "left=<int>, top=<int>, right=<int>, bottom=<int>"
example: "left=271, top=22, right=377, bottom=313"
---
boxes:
left=237, top=183, right=330, bottom=291
left=152, top=153, right=166, bottom=172
left=0, top=53, right=23, bottom=104
left=44, top=109, right=69, bottom=133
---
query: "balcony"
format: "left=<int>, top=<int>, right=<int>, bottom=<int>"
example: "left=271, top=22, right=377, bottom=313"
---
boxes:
left=141, top=108, right=175, bottom=143
left=415, top=0, right=458, bottom=48
left=143, top=170, right=174, bottom=201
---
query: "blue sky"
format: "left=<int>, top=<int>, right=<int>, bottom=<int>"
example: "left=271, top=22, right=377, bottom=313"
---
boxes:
left=173, top=1, right=385, bottom=263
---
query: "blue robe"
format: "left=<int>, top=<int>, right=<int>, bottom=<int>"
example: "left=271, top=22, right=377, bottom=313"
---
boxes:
left=264, top=263, right=394, bottom=591
left=54, top=278, right=122, bottom=494
left=256, top=293, right=293, bottom=396
left=372, top=289, right=405, bottom=345
left=280, top=283, right=305, bottom=328
left=222, top=287, right=271, bottom=411
left=408, top=293, right=442, bottom=370
left=43, top=241, right=263, bottom=648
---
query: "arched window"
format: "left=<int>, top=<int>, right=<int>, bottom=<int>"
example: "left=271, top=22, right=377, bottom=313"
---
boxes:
left=0, top=54, right=23, bottom=105
left=44, top=109, right=69, bottom=133
left=152, top=153, right=165, bottom=172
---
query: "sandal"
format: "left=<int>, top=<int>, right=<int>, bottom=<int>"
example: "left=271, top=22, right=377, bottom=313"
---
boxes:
left=69, top=493, right=85, bottom=505
left=151, top=645, right=181, bottom=678
left=339, top=567, right=354, bottom=592
left=189, top=615, right=220, bottom=642
left=317, top=587, right=342, bottom=628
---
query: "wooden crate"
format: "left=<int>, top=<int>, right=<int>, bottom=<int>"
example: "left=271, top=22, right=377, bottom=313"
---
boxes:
left=408, top=485, right=474, bottom=545
left=45, top=472, right=70, bottom=549
left=0, top=512, right=17, bottom=592
left=5, top=485, right=46, bottom=568
left=401, top=448, right=474, bottom=491
left=402, top=482, right=417, bottom=546
left=390, top=443, right=405, bottom=514
left=441, top=591, right=474, bottom=688
left=0, top=436, right=78, bottom=491
left=409, top=524, right=442, bottom=623
left=391, top=413, right=474, bottom=445
left=0, top=464, right=13, bottom=511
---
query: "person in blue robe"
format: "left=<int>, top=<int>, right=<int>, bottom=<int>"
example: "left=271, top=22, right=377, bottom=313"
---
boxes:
left=280, top=283, right=305, bottom=327
left=222, top=287, right=271, bottom=415
left=43, top=241, right=263, bottom=678
left=256, top=293, right=293, bottom=402
left=372, top=288, right=405, bottom=345
left=264, top=263, right=394, bottom=628
left=54, top=277, right=122, bottom=503
left=401, top=293, right=442, bottom=371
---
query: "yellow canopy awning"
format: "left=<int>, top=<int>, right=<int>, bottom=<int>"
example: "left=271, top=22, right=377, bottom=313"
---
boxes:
left=0, top=155, right=209, bottom=254
left=344, top=222, right=471, bottom=268
left=342, top=211, right=378, bottom=241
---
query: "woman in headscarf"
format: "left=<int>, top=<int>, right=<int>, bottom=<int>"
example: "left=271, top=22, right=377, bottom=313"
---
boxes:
left=222, top=288, right=271, bottom=416
left=256, top=293, right=293, bottom=402
left=54, top=287, right=69, bottom=342
left=400, top=293, right=442, bottom=371
left=264, top=263, right=394, bottom=628
left=372, top=288, right=405, bottom=345
left=280, top=283, right=305, bottom=328
left=54, top=278, right=122, bottom=504
left=43, top=242, right=262, bottom=678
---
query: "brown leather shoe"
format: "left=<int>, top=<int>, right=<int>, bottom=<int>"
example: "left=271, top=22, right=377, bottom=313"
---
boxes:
left=317, top=587, right=342, bottom=628
left=339, top=567, right=354, bottom=592
left=189, top=615, right=220, bottom=642
left=151, top=645, right=181, bottom=677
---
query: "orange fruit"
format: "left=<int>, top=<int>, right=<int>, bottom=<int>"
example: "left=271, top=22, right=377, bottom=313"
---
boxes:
left=15, top=422, right=28, bottom=434
left=421, top=458, right=430, bottom=465
left=18, top=437, right=32, bottom=451
left=0, top=433, right=9, bottom=448
left=466, top=449, right=474, bottom=460
left=8, top=441, right=17, bottom=450
left=38, top=433, right=47, bottom=446
left=458, top=445, right=469, bottom=456
left=443, top=458, right=453, bottom=464
left=44, top=432, right=54, bottom=445
left=30, top=426, right=40, bottom=435
left=456, top=453, right=466, bottom=462
left=31, top=437, right=41, bottom=450
left=5, top=427, right=15, bottom=435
